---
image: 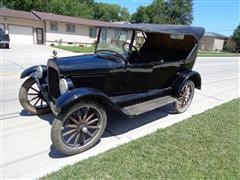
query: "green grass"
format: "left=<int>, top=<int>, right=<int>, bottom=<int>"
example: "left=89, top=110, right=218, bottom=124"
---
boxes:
left=44, top=99, right=240, bottom=179
left=54, top=46, right=95, bottom=53
left=198, top=50, right=240, bottom=57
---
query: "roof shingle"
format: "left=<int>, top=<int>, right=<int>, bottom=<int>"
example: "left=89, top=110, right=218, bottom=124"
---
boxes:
left=0, top=8, right=40, bottom=21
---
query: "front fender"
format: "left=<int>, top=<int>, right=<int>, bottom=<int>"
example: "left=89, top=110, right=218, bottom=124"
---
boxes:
left=54, top=88, right=123, bottom=116
left=172, top=70, right=201, bottom=97
left=20, top=65, right=47, bottom=79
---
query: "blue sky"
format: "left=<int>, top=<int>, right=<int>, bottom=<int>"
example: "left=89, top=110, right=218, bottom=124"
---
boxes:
left=95, top=0, right=240, bottom=36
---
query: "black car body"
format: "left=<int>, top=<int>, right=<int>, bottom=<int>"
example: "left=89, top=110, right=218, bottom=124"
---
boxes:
left=19, top=23, right=205, bottom=155
left=0, top=28, right=10, bottom=48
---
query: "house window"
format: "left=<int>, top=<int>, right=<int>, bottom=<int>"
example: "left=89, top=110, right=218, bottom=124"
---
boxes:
left=66, top=24, right=75, bottom=33
left=89, top=27, right=97, bottom=38
left=50, top=22, right=58, bottom=31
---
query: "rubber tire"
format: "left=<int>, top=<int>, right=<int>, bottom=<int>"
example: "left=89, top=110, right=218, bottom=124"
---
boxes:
left=6, top=43, right=9, bottom=49
left=51, top=100, right=107, bottom=155
left=174, top=80, right=195, bottom=114
left=19, top=77, right=50, bottom=115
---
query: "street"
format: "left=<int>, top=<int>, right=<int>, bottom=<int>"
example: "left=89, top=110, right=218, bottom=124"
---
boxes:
left=0, top=45, right=239, bottom=179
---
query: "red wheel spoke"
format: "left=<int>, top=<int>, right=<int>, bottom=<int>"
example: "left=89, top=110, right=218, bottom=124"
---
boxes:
left=69, top=116, right=79, bottom=125
left=85, top=113, right=95, bottom=123
left=87, top=125, right=99, bottom=129
left=66, top=132, right=78, bottom=143
left=77, top=110, right=82, bottom=121
left=82, top=107, right=89, bottom=121
left=63, top=129, right=76, bottom=137
left=74, top=134, right=80, bottom=145
left=87, top=118, right=99, bottom=125
left=64, top=124, right=77, bottom=128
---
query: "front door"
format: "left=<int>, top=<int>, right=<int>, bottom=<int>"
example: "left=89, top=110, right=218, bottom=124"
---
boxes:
left=126, top=62, right=153, bottom=93
left=36, top=28, right=43, bottom=44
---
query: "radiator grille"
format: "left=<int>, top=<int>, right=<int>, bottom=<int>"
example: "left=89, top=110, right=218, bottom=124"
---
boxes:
left=48, top=67, right=60, bottom=100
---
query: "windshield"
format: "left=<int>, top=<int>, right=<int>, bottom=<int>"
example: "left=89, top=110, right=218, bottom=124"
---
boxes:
left=96, top=28, right=133, bottom=59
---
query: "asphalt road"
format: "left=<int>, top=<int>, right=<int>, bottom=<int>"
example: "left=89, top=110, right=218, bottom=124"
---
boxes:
left=0, top=45, right=239, bottom=179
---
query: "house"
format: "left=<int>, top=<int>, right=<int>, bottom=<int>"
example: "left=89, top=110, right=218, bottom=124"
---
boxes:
left=200, top=32, right=228, bottom=51
left=0, top=8, right=111, bottom=46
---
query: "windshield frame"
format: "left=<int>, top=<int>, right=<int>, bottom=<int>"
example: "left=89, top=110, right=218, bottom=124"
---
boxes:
left=95, top=27, right=135, bottom=61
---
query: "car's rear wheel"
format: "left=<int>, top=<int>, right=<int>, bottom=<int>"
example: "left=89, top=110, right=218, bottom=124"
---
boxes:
left=19, top=77, right=50, bottom=115
left=51, top=101, right=107, bottom=155
left=174, top=80, right=195, bottom=113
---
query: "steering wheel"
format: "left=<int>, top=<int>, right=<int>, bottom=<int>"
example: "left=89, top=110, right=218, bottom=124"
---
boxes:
left=122, top=42, right=139, bottom=55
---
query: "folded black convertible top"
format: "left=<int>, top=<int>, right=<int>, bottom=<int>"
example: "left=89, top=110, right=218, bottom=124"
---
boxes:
left=105, top=23, right=205, bottom=41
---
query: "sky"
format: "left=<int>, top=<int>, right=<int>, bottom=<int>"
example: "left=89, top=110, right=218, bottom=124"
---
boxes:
left=95, top=0, right=240, bottom=36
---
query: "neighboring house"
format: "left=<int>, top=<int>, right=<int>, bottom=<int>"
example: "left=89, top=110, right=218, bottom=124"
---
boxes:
left=200, top=32, right=228, bottom=51
left=0, top=8, right=111, bottom=46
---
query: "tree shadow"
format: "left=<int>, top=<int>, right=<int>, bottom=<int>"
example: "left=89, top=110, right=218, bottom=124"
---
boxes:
left=47, top=102, right=175, bottom=158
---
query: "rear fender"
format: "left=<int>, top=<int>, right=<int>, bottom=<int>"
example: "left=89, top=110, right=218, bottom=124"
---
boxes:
left=20, top=65, right=47, bottom=79
left=54, top=88, right=126, bottom=117
left=172, top=70, right=201, bottom=97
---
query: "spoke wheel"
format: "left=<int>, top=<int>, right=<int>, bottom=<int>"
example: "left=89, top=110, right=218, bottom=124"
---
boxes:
left=175, top=80, right=195, bottom=113
left=19, top=77, right=50, bottom=115
left=51, top=101, right=107, bottom=155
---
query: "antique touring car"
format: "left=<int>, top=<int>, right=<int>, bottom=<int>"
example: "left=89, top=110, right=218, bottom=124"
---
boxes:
left=19, top=23, right=205, bottom=155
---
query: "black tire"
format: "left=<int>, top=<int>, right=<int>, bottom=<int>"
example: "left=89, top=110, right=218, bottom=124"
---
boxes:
left=51, top=100, right=107, bottom=155
left=19, top=77, right=50, bottom=115
left=174, top=80, right=195, bottom=113
left=5, top=43, right=9, bottom=49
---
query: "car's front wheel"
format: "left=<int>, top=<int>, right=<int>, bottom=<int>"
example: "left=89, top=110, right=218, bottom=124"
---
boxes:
left=174, top=80, right=195, bottom=113
left=19, top=77, right=50, bottom=115
left=51, top=101, right=107, bottom=155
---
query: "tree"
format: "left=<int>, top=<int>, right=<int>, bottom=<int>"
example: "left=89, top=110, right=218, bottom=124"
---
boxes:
left=232, top=24, right=240, bottom=46
left=131, top=0, right=193, bottom=25
left=131, top=6, right=150, bottom=23
left=0, top=0, right=130, bottom=21
left=94, top=2, right=130, bottom=22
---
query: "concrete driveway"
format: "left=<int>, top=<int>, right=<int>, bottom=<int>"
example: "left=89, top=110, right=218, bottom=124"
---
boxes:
left=0, top=44, right=239, bottom=179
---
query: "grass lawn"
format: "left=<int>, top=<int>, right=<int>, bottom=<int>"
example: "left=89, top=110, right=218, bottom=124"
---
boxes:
left=198, top=50, right=240, bottom=57
left=44, top=99, right=240, bottom=179
left=54, top=46, right=95, bottom=53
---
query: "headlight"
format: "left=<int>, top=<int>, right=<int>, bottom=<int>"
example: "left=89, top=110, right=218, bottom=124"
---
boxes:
left=36, top=66, right=43, bottom=79
left=59, top=78, right=68, bottom=94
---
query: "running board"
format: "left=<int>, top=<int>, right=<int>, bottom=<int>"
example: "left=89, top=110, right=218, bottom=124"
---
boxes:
left=121, top=96, right=176, bottom=116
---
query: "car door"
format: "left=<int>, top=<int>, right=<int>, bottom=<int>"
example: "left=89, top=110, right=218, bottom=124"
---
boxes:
left=151, top=60, right=182, bottom=89
left=125, top=61, right=153, bottom=93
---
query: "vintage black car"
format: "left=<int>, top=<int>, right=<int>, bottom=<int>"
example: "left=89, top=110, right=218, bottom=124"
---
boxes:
left=19, top=23, right=205, bottom=155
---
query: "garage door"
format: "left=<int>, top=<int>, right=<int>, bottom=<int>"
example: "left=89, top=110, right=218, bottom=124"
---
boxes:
left=0, top=24, right=5, bottom=30
left=8, top=25, right=33, bottom=44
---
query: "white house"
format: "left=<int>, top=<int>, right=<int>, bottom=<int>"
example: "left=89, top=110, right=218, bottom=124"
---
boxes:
left=0, top=8, right=111, bottom=46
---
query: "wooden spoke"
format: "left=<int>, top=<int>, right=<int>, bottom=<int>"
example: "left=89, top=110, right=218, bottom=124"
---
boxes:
left=77, top=110, right=82, bottom=121
left=74, top=134, right=80, bottom=145
left=69, top=116, right=79, bottom=125
left=87, top=118, right=99, bottom=125
left=29, top=96, right=38, bottom=102
left=28, top=93, right=38, bottom=96
left=66, top=132, right=78, bottom=144
left=34, top=98, right=40, bottom=106
left=82, top=107, right=89, bottom=121
left=87, top=125, right=99, bottom=129
left=30, top=87, right=39, bottom=92
left=86, top=130, right=93, bottom=137
left=63, top=129, right=76, bottom=137
left=64, top=124, right=77, bottom=128
left=85, top=113, right=95, bottom=123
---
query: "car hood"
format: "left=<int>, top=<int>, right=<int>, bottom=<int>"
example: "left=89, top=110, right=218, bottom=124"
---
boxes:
left=54, top=54, right=125, bottom=75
